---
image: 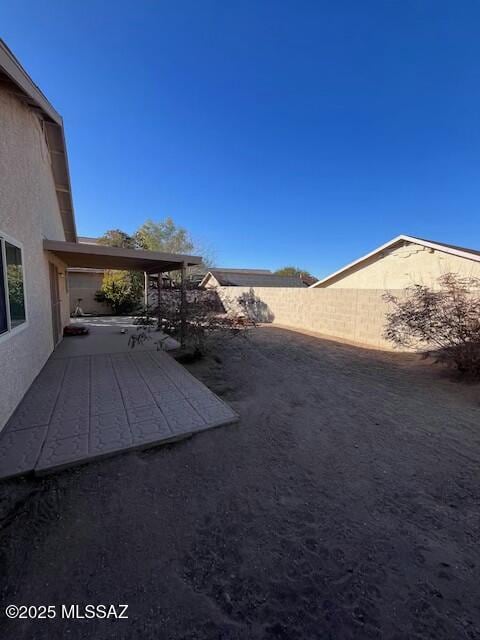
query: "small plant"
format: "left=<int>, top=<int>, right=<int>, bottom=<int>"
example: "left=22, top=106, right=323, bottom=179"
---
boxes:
left=128, top=305, right=169, bottom=351
left=383, top=273, right=480, bottom=376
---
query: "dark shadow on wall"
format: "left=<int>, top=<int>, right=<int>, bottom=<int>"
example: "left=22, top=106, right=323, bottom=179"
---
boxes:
left=237, top=288, right=275, bottom=323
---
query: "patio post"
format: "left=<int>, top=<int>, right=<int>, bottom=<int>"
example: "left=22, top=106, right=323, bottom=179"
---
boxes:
left=180, top=261, right=187, bottom=348
left=144, top=271, right=148, bottom=308
left=156, top=272, right=162, bottom=330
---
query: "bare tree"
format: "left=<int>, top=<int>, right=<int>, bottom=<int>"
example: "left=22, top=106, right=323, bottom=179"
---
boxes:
left=383, top=273, right=480, bottom=376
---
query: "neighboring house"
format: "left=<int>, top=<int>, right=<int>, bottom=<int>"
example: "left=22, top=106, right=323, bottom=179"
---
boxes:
left=68, top=237, right=110, bottom=313
left=310, top=235, right=480, bottom=289
left=77, top=235, right=99, bottom=245
left=0, top=41, right=201, bottom=430
left=189, top=267, right=271, bottom=288
left=68, top=268, right=111, bottom=315
left=200, top=269, right=307, bottom=289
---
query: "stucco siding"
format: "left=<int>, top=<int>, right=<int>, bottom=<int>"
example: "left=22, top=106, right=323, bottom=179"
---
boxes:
left=320, top=242, right=480, bottom=289
left=0, top=87, right=69, bottom=429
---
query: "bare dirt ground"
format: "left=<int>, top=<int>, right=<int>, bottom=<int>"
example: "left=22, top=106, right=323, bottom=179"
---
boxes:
left=1, top=326, right=480, bottom=639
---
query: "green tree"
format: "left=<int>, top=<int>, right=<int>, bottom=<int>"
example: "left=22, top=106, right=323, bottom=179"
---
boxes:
left=97, top=229, right=135, bottom=249
left=134, top=218, right=216, bottom=282
left=95, top=218, right=215, bottom=305
left=96, top=229, right=141, bottom=312
left=134, top=218, right=194, bottom=254
left=95, top=270, right=143, bottom=315
left=274, top=266, right=317, bottom=285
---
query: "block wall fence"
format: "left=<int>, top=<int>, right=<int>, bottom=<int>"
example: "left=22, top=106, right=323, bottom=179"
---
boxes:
left=218, top=286, right=407, bottom=350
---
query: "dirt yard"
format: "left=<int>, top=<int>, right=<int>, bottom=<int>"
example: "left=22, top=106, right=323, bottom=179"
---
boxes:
left=1, top=326, right=479, bottom=639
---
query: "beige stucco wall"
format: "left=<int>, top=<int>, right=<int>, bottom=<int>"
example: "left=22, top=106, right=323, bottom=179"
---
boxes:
left=319, top=242, right=480, bottom=289
left=218, top=286, right=406, bottom=350
left=68, top=270, right=111, bottom=314
left=0, top=87, right=70, bottom=429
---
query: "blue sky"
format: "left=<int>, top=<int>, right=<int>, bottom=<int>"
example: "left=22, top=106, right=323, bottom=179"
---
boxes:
left=2, top=1, right=480, bottom=278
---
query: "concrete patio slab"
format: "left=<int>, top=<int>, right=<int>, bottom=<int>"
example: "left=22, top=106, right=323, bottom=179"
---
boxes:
left=0, top=348, right=238, bottom=479
left=52, top=316, right=179, bottom=358
left=0, top=426, right=49, bottom=478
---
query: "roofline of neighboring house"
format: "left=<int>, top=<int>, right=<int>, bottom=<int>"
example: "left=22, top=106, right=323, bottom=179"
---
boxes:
left=78, top=236, right=99, bottom=245
left=310, top=234, right=480, bottom=288
left=0, top=39, right=77, bottom=242
left=211, top=268, right=272, bottom=274
left=199, top=270, right=270, bottom=288
left=199, top=270, right=306, bottom=288
left=199, top=272, right=217, bottom=288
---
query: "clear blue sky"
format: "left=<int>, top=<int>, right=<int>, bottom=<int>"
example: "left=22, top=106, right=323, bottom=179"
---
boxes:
left=2, top=1, right=480, bottom=277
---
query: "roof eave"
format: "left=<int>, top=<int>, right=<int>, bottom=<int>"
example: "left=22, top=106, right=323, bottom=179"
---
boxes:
left=44, top=239, right=202, bottom=272
left=198, top=272, right=213, bottom=288
left=0, top=39, right=77, bottom=242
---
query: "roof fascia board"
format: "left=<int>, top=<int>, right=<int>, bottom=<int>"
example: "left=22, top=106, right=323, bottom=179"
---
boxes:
left=0, top=39, right=77, bottom=242
left=0, top=40, right=61, bottom=124
left=198, top=272, right=213, bottom=288
left=43, top=239, right=202, bottom=266
left=402, top=235, right=480, bottom=263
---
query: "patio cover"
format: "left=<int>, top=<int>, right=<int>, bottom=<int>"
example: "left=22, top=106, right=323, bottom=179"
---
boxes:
left=44, top=240, right=202, bottom=273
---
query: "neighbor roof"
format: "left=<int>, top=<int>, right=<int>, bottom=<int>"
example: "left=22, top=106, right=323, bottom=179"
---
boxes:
left=310, top=234, right=480, bottom=288
left=0, top=39, right=77, bottom=242
left=200, top=270, right=306, bottom=288
left=210, top=268, right=272, bottom=275
left=78, top=236, right=100, bottom=245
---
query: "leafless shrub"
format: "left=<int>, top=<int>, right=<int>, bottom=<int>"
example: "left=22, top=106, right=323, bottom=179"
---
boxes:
left=128, top=305, right=169, bottom=351
left=383, top=273, right=480, bottom=376
left=129, top=290, right=257, bottom=359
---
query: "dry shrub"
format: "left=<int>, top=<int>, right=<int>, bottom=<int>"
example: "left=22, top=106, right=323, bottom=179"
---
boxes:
left=129, top=289, right=256, bottom=358
left=383, top=273, right=480, bottom=376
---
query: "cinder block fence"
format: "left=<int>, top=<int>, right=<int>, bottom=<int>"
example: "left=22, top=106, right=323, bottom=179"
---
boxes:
left=218, top=287, right=406, bottom=350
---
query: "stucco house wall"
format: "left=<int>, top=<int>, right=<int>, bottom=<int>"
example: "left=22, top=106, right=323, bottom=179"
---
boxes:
left=318, top=242, right=480, bottom=289
left=0, top=87, right=70, bottom=429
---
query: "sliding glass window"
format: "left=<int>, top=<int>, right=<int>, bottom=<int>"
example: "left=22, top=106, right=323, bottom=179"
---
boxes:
left=0, top=235, right=27, bottom=336
left=0, top=251, right=7, bottom=335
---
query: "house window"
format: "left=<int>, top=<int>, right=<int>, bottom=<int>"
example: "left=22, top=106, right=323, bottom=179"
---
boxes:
left=0, top=234, right=27, bottom=335
left=0, top=253, right=7, bottom=335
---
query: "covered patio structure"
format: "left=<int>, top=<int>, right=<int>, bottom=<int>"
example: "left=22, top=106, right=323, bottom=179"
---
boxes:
left=44, top=239, right=203, bottom=346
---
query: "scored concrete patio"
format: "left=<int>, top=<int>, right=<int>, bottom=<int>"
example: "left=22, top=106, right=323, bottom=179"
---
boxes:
left=0, top=318, right=238, bottom=479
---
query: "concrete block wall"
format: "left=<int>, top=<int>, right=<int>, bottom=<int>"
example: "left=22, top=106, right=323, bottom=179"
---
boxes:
left=218, top=286, right=407, bottom=350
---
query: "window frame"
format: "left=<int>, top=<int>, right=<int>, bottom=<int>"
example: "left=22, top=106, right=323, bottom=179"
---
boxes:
left=0, top=231, right=28, bottom=344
